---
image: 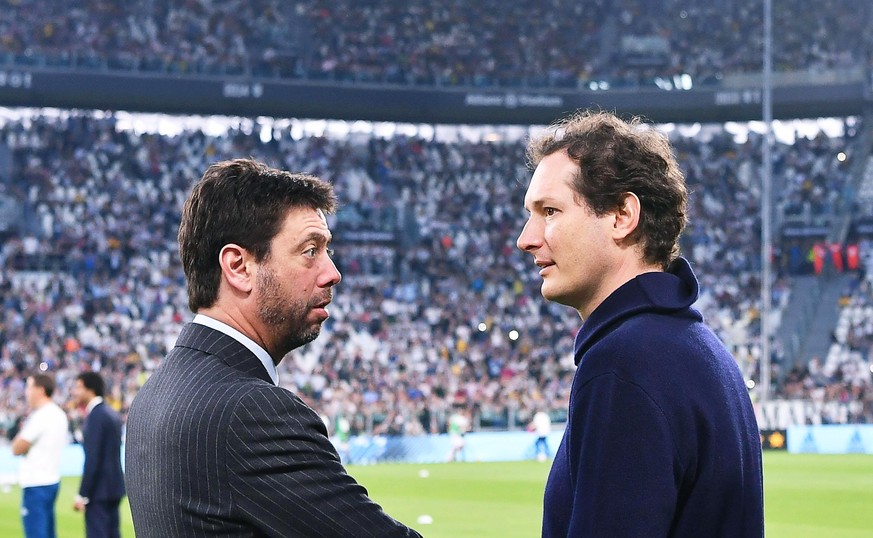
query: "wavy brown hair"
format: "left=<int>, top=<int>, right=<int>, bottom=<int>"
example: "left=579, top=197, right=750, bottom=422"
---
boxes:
left=527, top=110, right=687, bottom=268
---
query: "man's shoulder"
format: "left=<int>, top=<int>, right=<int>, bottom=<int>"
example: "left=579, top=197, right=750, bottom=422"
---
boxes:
left=138, top=362, right=270, bottom=405
left=91, top=401, right=123, bottom=424
left=578, top=312, right=740, bottom=406
left=234, top=383, right=311, bottom=411
left=590, top=311, right=715, bottom=358
left=141, top=344, right=242, bottom=387
left=148, top=326, right=274, bottom=384
left=225, top=385, right=328, bottom=450
left=128, top=370, right=276, bottom=447
left=228, top=384, right=322, bottom=428
left=20, top=403, right=67, bottom=439
left=42, top=402, right=69, bottom=424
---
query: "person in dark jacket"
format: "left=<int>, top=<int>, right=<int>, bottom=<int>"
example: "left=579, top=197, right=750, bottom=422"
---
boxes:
left=516, top=110, right=764, bottom=537
left=71, top=371, right=125, bottom=538
left=124, top=158, right=420, bottom=537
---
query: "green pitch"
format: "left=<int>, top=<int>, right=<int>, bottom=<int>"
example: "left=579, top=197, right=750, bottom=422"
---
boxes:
left=0, top=453, right=870, bottom=537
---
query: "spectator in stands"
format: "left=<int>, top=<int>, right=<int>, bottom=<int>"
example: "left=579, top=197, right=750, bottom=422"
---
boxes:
left=516, top=110, right=764, bottom=537
left=1, top=0, right=871, bottom=88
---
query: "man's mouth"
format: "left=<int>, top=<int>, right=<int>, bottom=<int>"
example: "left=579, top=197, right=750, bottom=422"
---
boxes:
left=313, top=293, right=333, bottom=309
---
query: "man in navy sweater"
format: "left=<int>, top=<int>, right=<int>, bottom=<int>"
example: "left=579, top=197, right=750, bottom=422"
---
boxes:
left=517, top=110, right=764, bottom=537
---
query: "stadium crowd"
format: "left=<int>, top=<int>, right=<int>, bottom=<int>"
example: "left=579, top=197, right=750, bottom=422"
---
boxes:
left=1, top=110, right=871, bottom=441
left=0, top=0, right=870, bottom=88
left=777, top=244, right=873, bottom=423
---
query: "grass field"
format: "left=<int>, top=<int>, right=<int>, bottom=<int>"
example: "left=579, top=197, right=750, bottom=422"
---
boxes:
left=0, top=452, right=871, bottom=537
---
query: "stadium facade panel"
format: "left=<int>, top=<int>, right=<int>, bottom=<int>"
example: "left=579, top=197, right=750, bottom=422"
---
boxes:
left=0, top=67, right=866, bottom=124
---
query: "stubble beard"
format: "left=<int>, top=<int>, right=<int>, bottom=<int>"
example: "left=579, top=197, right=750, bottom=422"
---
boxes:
left=256, top=266, right=323, bottom=355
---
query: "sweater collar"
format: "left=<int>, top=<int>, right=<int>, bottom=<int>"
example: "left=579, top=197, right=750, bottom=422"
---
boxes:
left=573, top=257, right=701, bottom=364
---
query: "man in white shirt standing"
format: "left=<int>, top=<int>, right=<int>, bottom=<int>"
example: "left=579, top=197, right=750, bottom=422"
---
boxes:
left=530, top=409, right=552, bottom=461
left=12, top=373, right=70, bottom=538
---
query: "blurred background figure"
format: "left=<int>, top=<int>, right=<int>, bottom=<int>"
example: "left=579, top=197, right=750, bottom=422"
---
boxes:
left=71, top=371, right=125, bottom=538
left=446, top=406, right=471, bottom=462
left=12, top=374, right=69, bottom=538
left=529, top=409, right=552, bottom=462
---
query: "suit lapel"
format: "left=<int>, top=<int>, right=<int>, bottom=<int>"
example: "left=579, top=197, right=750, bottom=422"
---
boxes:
left=174, top=323, right=275, bottom=384
left=83, top=402, right=98, bottom=437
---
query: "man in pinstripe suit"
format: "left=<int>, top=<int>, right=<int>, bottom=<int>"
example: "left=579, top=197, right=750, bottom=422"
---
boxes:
left=125, top=159, right=421, bottom=537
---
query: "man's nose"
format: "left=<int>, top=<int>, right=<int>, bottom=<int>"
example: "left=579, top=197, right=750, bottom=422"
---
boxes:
left=517, top=219, right=542, bottom=253
left=320, top=257, right=342, bottom=288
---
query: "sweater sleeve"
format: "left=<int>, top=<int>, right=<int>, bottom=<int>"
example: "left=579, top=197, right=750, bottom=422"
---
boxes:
left=565, top=372, right=682, bottom=537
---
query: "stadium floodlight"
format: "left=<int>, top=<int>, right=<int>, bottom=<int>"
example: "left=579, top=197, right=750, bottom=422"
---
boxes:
left=678, top=73, right=693, bottom=90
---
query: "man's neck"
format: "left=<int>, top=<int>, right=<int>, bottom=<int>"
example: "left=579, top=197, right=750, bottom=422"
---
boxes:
left=198, top=307, right=278, bottom=363
left=86, top=396, right=103, bottom=413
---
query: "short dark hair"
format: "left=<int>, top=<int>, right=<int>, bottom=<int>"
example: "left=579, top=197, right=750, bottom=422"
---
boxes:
left=178, top=158, right=337, bottom=311
left=76, top=371, right=105, bottom=397
left=29, top=374, right=55, bottom=398
left=527, top=110, right=687, bottom=268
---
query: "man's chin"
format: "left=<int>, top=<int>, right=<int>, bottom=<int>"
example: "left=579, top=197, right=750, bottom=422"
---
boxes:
left=541, top=286, right=576, bottom=309
left=278, top=325, right=322, bottom=355
left=298, top=324, right=323, bottom=346
left=540, top=283, right=560, bottom=303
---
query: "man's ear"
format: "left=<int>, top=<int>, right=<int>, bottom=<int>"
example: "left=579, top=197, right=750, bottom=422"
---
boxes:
left=612, top=192, right=642, bottom=241
left=218, top=244, right=254, bottom=294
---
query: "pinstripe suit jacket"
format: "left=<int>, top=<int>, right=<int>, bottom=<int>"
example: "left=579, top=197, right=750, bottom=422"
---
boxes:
left=125, top=323, right=421, bottom=537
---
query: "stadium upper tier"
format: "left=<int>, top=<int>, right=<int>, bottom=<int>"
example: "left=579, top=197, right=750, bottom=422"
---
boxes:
left=0, top=0, right=869, bottom=88
left=0, top=1, right=868, bottom=123
left=1, top=110, right=871, bottom=435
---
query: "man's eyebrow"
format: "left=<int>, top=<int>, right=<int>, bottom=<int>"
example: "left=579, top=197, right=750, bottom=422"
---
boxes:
left=296, top=231, right=332, bottom=247
left=524, top=198, right=547, bottom=212
left=528, top=196, right=566, bottom=209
